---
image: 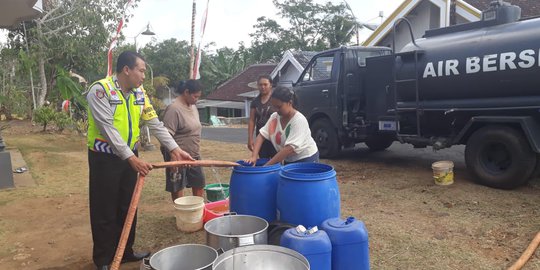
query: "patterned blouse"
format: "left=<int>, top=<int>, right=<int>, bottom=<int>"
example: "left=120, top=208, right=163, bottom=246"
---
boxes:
left=259, top=112, right=318, bottom=163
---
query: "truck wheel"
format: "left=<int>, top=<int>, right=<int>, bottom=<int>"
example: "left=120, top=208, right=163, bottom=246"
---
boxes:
left=311, top=119, right=340, bottom=158
left=465, top=125, right=535, bottom=189
left=365, top=135, right=394, bottom=151
left=528, top=154, right=540, bottom=180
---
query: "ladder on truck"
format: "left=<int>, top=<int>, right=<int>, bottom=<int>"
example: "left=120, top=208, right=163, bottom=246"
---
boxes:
left=393, top=49, right=424, bottom=137
left=391, top=18, right=424, bottom=138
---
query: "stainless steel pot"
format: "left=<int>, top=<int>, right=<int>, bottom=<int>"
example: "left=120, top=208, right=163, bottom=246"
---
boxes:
left=212, top=245, right=310, bottom=270
left=140, top=244, right=217, bottom=270
left=204, top=214, right=268, bottom=251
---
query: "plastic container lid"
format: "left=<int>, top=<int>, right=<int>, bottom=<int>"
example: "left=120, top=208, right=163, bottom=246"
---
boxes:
left=282, top=227, right=332, bottom=253
left=279, top=163, right=336, bottom=181
left=307, top=226, right=319, bottom=234
left=233, top=158, right=281, bottom=173
left=321, top=217, right=369, bottom=245
left=288, top=226, right=322, bottom=238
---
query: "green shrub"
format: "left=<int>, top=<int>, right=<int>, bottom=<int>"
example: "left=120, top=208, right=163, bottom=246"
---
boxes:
left=75, top=118, right=88, bottom=136
left=54, top=112, right=74, bottom=132
left=34, top=106, right=57, bottom=131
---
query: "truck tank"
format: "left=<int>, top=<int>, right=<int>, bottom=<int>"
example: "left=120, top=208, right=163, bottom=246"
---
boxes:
left=396, top=1, right=540, bottom=109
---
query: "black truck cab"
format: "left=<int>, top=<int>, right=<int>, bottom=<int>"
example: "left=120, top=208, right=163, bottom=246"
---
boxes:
left=293, top=46, right=392, bottom=157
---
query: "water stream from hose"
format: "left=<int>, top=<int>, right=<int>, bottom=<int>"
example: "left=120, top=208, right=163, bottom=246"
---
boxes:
left=210, top=167, right=228, bottom=201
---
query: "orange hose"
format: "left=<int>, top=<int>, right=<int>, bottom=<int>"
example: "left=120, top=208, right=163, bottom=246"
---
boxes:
left=109, top=160, right=237, bottom=269
left=508, top=231, right=540, bottom=270
left=151, top=160, right=239, bottom=168
left=110, top=174, right=145, bottom=270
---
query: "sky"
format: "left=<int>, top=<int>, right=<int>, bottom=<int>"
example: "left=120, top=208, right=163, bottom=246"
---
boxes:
left=0, top=0, right=402, bottom=51
left=124, top=0, right=403, bottom=50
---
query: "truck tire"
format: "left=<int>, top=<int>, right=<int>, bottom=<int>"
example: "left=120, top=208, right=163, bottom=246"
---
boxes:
left=465, top=125, right=535, bottom=189
left=365, top=135, right=394, bottom=151
left=311, top=119, right=340, bottom=158
left=528, top=154, right=540, bottom=180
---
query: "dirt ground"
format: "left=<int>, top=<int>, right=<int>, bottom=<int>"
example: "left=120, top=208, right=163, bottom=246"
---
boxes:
left=0, top=119, right=539, bottom=270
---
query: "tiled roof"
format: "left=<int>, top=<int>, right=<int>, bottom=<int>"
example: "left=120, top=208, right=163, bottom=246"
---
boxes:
left=466, top=0, right=540, bottom=18
left=291, top=51, right=317, bottom=68
left=206, top=64, right=277, bottom=102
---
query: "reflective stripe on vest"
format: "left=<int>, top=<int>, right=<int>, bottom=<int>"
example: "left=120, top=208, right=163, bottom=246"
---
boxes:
left=87, top=76, right=145, bottom=153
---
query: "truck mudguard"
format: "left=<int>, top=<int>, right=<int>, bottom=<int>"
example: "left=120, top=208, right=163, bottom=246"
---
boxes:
left=454, top=116, right=540, bottom=153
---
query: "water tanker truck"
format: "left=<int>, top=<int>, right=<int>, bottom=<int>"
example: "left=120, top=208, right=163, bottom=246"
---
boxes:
left=292, top=1, right=540, bottom=189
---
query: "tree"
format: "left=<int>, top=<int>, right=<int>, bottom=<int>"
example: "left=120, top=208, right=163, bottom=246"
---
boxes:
left=320, top=2, right=358, bottom=48
left=152, top=76, right=171, bottom=101
left=272, top=0, right=325, bottom=50
left=0, top=48, right=33, bottom=119
left=55, top=66, right=87, bottom=113
left=17, top=0, right=139, bottom=108
left=249, top=0, right=359, bottom=62
left=140, top=38, right=191, bottom=87
left=249, top=18, right=290, bottom=63
left=200, top=45, right=251, bottom=94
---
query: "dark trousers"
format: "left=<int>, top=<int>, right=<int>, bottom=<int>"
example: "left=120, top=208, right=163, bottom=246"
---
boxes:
left=284, top=151, right=320, bottom=165
left=88, top=150, right=137, bottom=266
left=259, top=140, right=277, bottom=159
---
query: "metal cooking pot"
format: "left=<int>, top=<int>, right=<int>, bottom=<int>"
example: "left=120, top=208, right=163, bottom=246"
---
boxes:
left=140, top=244, right=217, bottom=270
left=204, top=214, right=268, bottom=251
left=212, top=244, right=310, bottom=270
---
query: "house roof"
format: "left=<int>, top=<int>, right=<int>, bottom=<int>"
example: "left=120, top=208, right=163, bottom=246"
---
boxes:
left=466, top=0, right=540, bottom=18
left=270, top=50, right=316, bottom=79
left=0, top=0, right=42, bottom=28
left=206, top=64, right=276, bottom=102
left=363, top=0, right=539, bottom=47
left=291, top=51, right=317, bottom=68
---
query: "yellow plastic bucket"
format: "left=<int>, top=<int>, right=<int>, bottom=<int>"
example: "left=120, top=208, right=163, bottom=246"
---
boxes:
left=173, top=196, right=204, bottom=232
left=431, top=161, right=454, bottom=185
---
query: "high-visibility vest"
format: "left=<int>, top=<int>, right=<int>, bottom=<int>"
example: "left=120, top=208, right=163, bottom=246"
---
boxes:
left=87, top=76, right=157, bottom=154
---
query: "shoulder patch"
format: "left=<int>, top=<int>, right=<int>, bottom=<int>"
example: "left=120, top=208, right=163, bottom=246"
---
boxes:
left=95, top=89, right=105, bottom=99
left=134, top=90, right=145, bottom=105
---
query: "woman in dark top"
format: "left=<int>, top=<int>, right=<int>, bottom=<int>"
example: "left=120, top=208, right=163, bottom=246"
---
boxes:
left=248, top=75, right=277, bottom=158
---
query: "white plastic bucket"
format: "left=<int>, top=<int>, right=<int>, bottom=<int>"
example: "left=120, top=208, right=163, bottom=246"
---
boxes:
left=174, top=196, right=204, bottom=232
left=431, top=161, right=454, bottom=186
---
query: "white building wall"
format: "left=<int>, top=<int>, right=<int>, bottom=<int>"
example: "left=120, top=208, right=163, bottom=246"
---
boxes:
left=281, top=68, right=302, bottom=84
left=366, top=0, right=482, bottom=52
left=244, top=100, right=251, bottom=117
left=378, top=0, right=435, bottom=51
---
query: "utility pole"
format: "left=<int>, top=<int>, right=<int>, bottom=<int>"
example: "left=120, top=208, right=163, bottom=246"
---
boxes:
left=189, top=0, right=196, bottom=79
left=343, top=0, right=360, bottom=46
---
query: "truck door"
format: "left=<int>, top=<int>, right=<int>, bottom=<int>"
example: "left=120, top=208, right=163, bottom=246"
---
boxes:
left=294, top=51, right=339, bottom=126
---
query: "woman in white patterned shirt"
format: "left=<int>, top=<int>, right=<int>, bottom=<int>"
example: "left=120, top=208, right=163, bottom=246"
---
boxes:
left=244, top=86, right=319, bottom=166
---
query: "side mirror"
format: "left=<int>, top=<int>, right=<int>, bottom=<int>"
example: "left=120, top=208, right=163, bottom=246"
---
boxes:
left=303, top=72, right=311, bottom=81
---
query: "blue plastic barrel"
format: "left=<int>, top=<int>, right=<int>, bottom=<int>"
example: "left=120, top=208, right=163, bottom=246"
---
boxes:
left=320, top=217, right=370, bottom=270
left=229, top=159, right=281, bottom=222
left=280, top=226, right=332, bottom=270
left=277, top=163, right=340, bottom=227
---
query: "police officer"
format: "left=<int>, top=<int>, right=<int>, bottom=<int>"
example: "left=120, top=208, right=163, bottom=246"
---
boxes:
left=86, top=51, right=192, bottom=270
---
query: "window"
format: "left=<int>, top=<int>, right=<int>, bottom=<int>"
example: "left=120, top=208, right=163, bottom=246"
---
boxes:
left=357, top=50, right=391, bottom=67
left=301, top=55, right=334, bottom=82
left=217, top=108, right=242, bottom=117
